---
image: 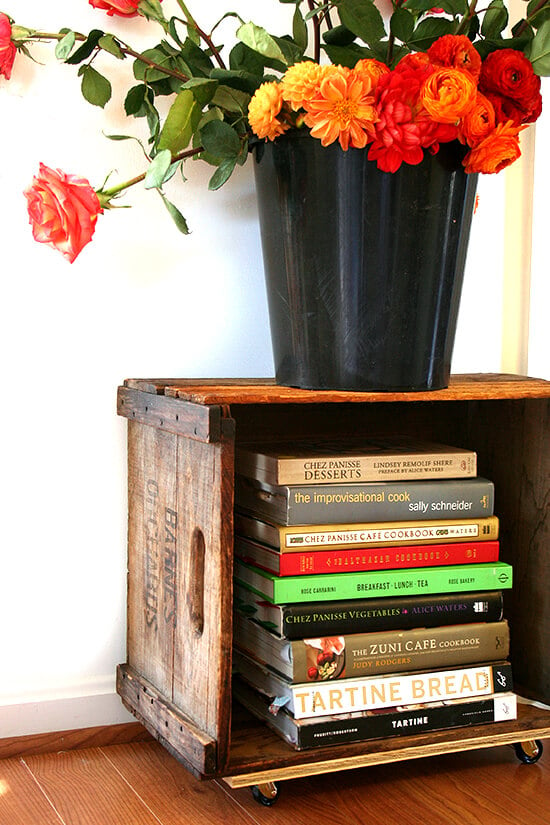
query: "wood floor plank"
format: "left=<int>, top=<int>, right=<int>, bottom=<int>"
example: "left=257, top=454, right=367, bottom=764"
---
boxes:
left=22, top=748, right=165, bottom=825
left=223, top=746, right=550, bottom=825
left=99, top=742, right=260, bottom=825
left=0, top=758, right=62, bottom=825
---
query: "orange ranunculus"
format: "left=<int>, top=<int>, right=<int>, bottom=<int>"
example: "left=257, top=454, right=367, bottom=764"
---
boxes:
left=281, top=61, right=329, bottom=111
left=24, top=163, right=103, bottom=262
left=0, top=13, right=16, bottom=79
left=302, top=66, right=378, bottom=151
left=89, top=0, right=140, bottom=15
left=463, top=121, right=525, bottom=174
left=479, top=48, right=542, bottom=125
left=427, top=34, right=482, bottom=80
left=459, top=93, right=496, bottom=147
left=420, top=68, right=477, bottom=123
left=248, top=81, right=290, bottom=141
left=353, top=58, right=390, bottom=88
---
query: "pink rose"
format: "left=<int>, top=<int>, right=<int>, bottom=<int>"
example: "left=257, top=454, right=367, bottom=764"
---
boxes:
left=88, top=0, right=141, bottom=17
left=0, top=13, right=16, bottom=80
left=24, top=164, right=103, bottom=263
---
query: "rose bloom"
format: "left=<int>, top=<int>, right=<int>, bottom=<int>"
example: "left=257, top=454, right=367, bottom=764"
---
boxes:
left=281, top=61, right=329, bottom=111
left=354, top=58, right=390, bottom=88
left=459, top=93, right=496, bottom=147
left=89, top=0, right=142, bottom=17
left=479, top=49, right=542, bottom=124
left=248, top=81, right=290, bottom=141
left=420, top=68, right=478, bottom=124
left=303, top=65, right=378, bottom=151
left=0, top=12, right=16, bottom=80
left=24, top=163, right=103, bottom=263
left=427, top=34, right=482, bottom=80
left=463, top=121, right=525, bottom=174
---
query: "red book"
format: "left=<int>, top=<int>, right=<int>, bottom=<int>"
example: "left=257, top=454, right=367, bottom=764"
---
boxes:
left=234, top=536, right=500, bottom=577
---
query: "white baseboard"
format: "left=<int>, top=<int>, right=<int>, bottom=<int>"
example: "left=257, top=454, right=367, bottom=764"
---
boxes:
left=0, top=677, right=135, bottom=738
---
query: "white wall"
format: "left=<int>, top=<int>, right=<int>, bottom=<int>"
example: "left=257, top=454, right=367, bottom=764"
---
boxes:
left=0, top=0, right=547, bottom=737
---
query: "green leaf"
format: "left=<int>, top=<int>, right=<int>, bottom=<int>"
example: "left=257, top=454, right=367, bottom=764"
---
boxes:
left=98, top=34, right=124, bottom=60
left=293, top=5, right=308, bottom=53
left=527, top=18, right=550, bottom=75
left=79, top=65, right=112, bottom=108
left=211, top=85, right=251, bottom=114
left=133, top=47, right=176, bottom=82
left=338, top=0, right=387, bottom=49
left=125, top=84, right=148, bottom=116
left=55, top=31, right=76, bottom=61
left=158, top=89, right=200, bottom=154
left=403, top=0, right=467, bottom=14
left=237, top=22, right=288, bottom=64
left=390, top=9, right=415, bottom=43
left=159, top=192, right=190, bottom=234
left=208, top=158, right=237, bottom=191
left=210, top=68, right=260, bottom=95
left=180, top=37, right=214, bottom=77
left=200, top=120, right=241, bottom=160
left=322, top=43, right=375, bottom=67
left=144, top=149, right=173, bottom=189
left=66, top=30, right=104, bottom=65
left=407, top=18, right=455, bottom=50
left=181, top=77, right=219, bottom=105
left=481, top=0, right=509, bottom=38
left=323, top=24, right=357, bottom=47
left=229, top=41, right=265, bottom=74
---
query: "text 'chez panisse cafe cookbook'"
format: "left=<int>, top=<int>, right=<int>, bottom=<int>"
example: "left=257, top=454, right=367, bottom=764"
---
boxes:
left=231, top=437, right=517, bottom=749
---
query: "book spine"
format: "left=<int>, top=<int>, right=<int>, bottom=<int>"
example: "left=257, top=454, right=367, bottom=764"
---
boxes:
left=234, top=560, right=513, bottom=604
left=235, top=537, right=500, bottom=576
left=290, top=662, right=513, bottom=718
left=280, top=516, right=499, bottom=551
left=295, top=693, right=517, bottom=748
left=289, top=621, right=510, bottom=683
left=235, top=477, right=494, bottom=525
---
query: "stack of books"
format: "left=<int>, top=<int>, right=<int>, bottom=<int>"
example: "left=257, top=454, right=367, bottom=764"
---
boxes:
left=231, top=437, right=516, bottom=749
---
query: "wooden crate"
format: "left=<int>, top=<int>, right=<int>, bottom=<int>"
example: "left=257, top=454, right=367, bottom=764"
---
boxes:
left=116, top=375, right=550, bottom=783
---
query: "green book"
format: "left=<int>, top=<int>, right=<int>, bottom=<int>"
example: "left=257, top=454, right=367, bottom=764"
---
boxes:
left=234, top=559, right=513, bottom=604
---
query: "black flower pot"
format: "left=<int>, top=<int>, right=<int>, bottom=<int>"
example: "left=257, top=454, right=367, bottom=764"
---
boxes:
left=252, top=130, right=478, bottom=391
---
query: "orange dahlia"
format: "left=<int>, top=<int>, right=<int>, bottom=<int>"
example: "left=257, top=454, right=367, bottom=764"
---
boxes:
left=281, top=61, right=329, bottom=111
left=248, top=82, right=290, bottom=141
left=354, top=58, right=390, bottom=88
left=463, top=121, right=525, bottom=174
left=302, top=66, right=377, bottom=151
left=420, top=68, right=477, bottom=124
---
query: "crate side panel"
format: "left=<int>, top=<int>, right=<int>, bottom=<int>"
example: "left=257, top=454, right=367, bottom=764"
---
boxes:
left=172, top=430, right=234, bottom=758
left=465, top=398, right=550, bottom=703
left=127, top=420, right=178, bottom=697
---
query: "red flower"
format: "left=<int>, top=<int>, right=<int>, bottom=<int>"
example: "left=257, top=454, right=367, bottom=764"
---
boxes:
left=479, top=49, right=542, bottom=125
left=0, top=13, right=16, bottom=80
left=24, top=164, right=103, bottom=262
left=89, top=0, right=142, bottom=17
left=368, top=63, right=457, bottom=173
left=463, top=121, right=525, bottom=174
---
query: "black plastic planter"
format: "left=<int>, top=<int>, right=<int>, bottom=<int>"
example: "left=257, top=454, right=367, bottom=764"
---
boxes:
left=253, top=131, right=478, bottom=391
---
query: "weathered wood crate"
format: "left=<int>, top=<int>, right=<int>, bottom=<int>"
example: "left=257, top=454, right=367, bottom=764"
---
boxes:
left=116, top=375, right=550, bottom=785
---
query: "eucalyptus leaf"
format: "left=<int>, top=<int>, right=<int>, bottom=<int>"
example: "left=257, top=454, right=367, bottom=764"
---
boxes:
left=79, top=65, right=112, bottom=108
left=144, top=148, right=173, bottom=189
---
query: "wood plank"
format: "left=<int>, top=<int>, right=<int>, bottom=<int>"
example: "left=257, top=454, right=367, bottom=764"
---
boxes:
left=0, top=723, right=152, bottom=761
left=99, top=742, right=259, bottom=825
left=224, top=701, right=550, bottom=785
left=223, top=746, right=550, bottom=825
left=22, top=748, right=164, bottom=825
left=0, top=758, right=62, bottom=825
left=151, top=374, right=550, bottom=406
left=126, top=420, right=178, bottom=697
left=118, top=386, right=222, bottom=442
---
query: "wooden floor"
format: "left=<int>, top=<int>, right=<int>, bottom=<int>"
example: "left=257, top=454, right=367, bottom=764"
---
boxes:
left=1, top=736, right=549, bottom=825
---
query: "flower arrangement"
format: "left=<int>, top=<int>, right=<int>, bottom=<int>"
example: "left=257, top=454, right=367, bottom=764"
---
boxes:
left=1, top=0, right=549, bottom=261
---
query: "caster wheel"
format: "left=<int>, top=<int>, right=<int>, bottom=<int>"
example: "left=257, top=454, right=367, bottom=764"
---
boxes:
left=251, top=782, right=280, bottom=806
left=513, top=740, right=544, bottom=764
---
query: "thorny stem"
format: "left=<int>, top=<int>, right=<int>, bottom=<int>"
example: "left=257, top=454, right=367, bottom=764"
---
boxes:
left=386, top=0, right=405, bottom=67
left=99, top=145, right=204, bottom=202
left=307, top=0, right=321, bottom=64
left=173, top=0, right=226, bottom=69
left=515, top=0, right=549, bottom=36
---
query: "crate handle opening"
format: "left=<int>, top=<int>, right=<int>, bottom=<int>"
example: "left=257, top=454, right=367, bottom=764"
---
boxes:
left=189, top=527, right=205, bottom=636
